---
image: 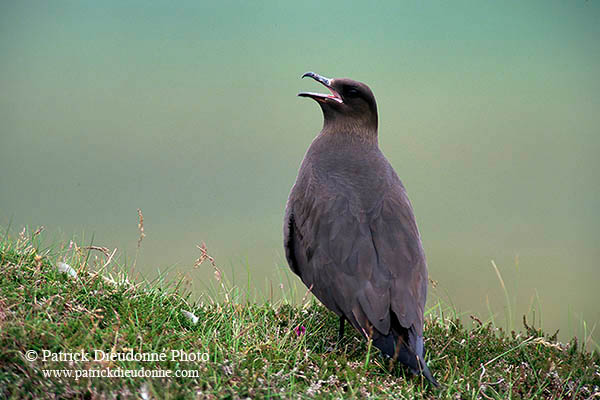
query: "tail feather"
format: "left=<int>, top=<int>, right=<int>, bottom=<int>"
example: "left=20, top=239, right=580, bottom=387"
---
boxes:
left=417, top=355, right=439, bottom=387
left=372, top=332, right=439, bottom=387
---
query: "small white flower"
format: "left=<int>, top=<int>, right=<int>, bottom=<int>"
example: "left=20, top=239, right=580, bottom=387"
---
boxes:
left=140, top=383, right=150, bottom=400
left=56, top=262, right=77, bottom=278
left=182, top=310, right=199, bottom=324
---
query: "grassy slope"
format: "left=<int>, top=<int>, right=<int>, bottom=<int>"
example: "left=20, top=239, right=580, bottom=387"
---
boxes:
left=0, top=232, right=598, bottom=399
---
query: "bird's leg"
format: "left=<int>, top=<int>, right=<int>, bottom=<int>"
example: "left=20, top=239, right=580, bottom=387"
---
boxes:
left=338, top=316, right=345, bottom=343
left=325, top=316, right=346, bottom=353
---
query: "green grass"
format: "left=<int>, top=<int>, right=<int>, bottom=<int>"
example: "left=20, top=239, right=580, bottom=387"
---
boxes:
left=0, top=229, right=598, bottom=399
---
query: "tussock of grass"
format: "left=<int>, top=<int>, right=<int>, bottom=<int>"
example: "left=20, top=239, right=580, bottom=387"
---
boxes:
left=0, top=230, right=598, bottom=399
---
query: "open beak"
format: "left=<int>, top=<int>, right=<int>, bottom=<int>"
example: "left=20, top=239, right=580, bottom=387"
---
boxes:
left=298, top=72, right=343, bottom=103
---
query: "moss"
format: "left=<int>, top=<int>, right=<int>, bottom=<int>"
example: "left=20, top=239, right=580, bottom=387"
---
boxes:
left=0, top=234, right=598, bottom=399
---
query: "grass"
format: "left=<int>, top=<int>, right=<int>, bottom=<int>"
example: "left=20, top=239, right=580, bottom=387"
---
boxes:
left=0, top=228, right=599, bottom=399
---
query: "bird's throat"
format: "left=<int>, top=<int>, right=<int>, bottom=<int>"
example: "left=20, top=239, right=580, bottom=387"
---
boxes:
left=321, top=115, right=378, bottom=145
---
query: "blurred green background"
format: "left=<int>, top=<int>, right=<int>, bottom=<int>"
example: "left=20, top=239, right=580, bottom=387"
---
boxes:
left=1, top=1, right=598, bottom=345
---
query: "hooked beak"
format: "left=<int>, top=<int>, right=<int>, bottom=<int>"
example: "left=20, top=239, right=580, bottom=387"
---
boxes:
left=298, top=71, right=343, bottom=103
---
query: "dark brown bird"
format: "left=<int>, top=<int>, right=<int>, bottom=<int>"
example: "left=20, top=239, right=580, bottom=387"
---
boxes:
left=284, top=72, right=438, bottom=386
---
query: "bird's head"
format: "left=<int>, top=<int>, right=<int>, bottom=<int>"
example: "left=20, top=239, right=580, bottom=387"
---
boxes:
left=298, top=72, right=378, bottom=140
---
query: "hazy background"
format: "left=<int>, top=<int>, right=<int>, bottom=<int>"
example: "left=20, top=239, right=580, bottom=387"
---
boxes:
left=1, top=1, right=598, bottom=345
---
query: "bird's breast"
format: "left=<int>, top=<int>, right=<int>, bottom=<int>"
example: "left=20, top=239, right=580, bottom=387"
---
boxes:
left=306, top=145, right=391, bottom=209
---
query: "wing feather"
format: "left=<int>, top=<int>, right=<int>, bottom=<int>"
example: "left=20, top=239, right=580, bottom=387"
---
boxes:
left=284, top=154, right=427, bottom=337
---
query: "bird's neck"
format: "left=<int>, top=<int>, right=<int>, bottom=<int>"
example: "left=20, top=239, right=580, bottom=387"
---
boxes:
left=320, top=117, right=379, bottom=145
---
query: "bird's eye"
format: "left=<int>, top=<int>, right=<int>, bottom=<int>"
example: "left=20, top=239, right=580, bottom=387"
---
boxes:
left=346, top=87, right=359, bottom=97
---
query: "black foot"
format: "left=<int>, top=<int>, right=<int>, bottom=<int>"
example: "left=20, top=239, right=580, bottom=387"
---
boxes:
left=338, top=316, right=345, bottom=342
left=326, top=317, right=347, bottom=353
